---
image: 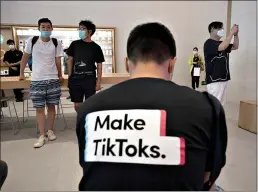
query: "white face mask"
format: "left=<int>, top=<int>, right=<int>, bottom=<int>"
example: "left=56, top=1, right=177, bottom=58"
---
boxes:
left=217, top=29, right=224, bottom=37
left=193, top=51, right=198, bottom=55
left=9, top=45, right=15, bottom=49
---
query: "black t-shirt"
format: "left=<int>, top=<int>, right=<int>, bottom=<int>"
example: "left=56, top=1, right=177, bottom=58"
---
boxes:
left=203, top=39, right=233, bottom=84
left=66, top=40, right=105, bottom=78
left=3, top=49, right=23, bottom=74
left=76, top=78, right=227, bottom=191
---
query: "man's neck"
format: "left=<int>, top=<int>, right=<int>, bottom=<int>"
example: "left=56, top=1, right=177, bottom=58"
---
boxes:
left=41, top=36, right=51, bottom=42
left=83, top=37, right=92, bottom=42
left=210, top=34, right=220, bottom=41
left=129, top=64, right=171, bottom=81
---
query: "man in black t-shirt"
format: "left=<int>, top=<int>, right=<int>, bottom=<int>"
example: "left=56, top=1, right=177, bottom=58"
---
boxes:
left=76, top=22, right=228, bottom=191
left=3, top=39, right=24, bottom=101
left=204, top=21, right=239, bottom=105
left=67, top=20, right=105, bottom=111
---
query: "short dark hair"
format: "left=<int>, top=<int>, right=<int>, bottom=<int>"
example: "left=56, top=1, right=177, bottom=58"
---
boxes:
left=63, top=48, right=68, bottom=53
left=127, top=22, right=176, bottom=65
left=193, top=47, right=198, bottom=51
left=208, top=21, right=223, bottom=33
left=38, top=18, right=52, bottom=27
left=79, top=20, right=96, bottom=36
left=7, top=39, right=14, bottom=45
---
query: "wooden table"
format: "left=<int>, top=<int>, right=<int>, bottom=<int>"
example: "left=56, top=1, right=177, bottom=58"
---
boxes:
left=0, top=73, right=130, bottom=89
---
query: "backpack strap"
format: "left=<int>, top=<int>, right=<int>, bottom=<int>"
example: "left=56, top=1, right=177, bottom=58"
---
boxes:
left=52, top=38, right=58, bottom=47
left=202, top=92, right=228, bottom=191
left=51, top=38, right=58, bottom=57
left=31, top=36, right=39, bottom=53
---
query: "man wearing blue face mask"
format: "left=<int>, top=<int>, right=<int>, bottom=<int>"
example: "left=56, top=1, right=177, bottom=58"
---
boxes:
left=204, top=21, right=239, bottom=105
left=67, top=20, right=105, bottom=112
left=20, top=18, right=64, bottom=148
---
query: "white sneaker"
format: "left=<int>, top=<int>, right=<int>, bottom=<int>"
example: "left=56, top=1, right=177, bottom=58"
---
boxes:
left=47, top=130, right=57, bottom=141
left=34, top=135, right=47, bottom=148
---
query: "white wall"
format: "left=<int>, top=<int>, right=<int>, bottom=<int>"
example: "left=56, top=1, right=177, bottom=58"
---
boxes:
left=1, top=1, right=228, bottom=86
left=225, top=1, right=256, bottom=120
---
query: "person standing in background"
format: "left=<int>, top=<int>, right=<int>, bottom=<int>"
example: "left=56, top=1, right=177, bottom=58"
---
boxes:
left=3, top=39, right=24, bottom=102
left=188, top=47, right=204, bottom=90
left=204, top=21, right=239, bottom=105
left=19, top=18, right=64, bottom=148
left=67, top=20, right=105, bottom=112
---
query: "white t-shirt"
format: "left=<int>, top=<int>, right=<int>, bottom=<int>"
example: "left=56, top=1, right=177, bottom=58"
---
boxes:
left=24, top=37, right=64, bottom=81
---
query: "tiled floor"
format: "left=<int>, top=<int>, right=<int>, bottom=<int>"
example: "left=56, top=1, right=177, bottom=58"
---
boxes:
left=0, top=94, right=257, bottom=191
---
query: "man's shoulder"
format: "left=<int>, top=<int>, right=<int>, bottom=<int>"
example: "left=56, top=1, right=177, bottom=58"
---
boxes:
left=204, top=38, right=213, bottom=46
left=72, top=40, right=81, bottom=45
left=92, top=41, right=101, bottom=48
left=176, top=85, right=212, bottom=103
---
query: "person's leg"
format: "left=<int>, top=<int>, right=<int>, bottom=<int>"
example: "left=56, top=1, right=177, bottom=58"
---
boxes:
left=83, top=77, right=97, bottom=101
left=0, top=160, right=8, bottom=190
left=206, top=82, right=226, bottom=104
left=30, top=81, right=47, bottom=148
left=219, top=82, right=228, bottom=106
left=13, top=88, right=24, bottom=101
left=68, top=78, right=84, bottom=112
left=191, top=76, right=196, bottom=90
left=46, top=79, right=61, bottom=140
left=196, top=76, right=200, bottom=89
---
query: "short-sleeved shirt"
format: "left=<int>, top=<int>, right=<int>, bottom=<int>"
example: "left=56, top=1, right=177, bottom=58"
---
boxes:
left=24, top=37, right=64, bottom=81
left=76, top=77, right=228, bottom=191
left=66, top=40, right=105, bottom=78
left=3, top=49, right=23, bottom=73
left=203, top=39, right=233, bottom=84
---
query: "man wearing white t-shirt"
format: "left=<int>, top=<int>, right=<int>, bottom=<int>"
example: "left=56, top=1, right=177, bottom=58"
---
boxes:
left=20, top=18, right=64, bottom=148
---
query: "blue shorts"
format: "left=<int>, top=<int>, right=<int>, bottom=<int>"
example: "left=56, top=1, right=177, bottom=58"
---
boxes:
left=30, top=79, right=61, bottom=108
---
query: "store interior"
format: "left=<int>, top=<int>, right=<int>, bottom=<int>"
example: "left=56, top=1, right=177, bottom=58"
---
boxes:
left=0, top=1, right=257, bottom=191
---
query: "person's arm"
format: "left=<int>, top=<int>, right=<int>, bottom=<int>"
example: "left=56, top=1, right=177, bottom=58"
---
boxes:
left=232, top=35, right=239, bottom=50
left=9, top=61, right=21, bottom=66
left=204, top=100, right=228, bottom=191
left=218, top=25, right=238, bottom=51
left=96, top=63, right=102, bottom=83
left=66, top=42, right=74, bottom=77
left=95, top=46, right=105, bottom=90
left=56, top=57, right=62, bottom=77
left=3, top=52, right=11, bottom=67
left=199, top=55, right=205, bottom=70
left=55, top=40, right=64, bottom=80
left=76, top=103, right=88, bottom=168
left=20, top=53, right=30, bottom=78
left=67, top=57, right=73, bottom=77
left=188, top=56, right=193, bottom=65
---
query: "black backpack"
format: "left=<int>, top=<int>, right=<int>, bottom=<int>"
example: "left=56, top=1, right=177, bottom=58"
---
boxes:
left=31, top=36, right=58, bottom=52
left=202, top=92, right=228, bottom=191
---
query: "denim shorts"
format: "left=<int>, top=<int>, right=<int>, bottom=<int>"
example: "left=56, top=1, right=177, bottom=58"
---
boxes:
left=30, top=79, right=61, bottom=108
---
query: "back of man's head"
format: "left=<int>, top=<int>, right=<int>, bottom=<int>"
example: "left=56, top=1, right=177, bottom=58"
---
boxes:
left=126, top=22, right=177, bottom=80
left=127, top=22, right=176, bottom=64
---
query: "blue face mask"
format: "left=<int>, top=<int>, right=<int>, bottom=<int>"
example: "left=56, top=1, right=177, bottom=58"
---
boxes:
left=79, top=30, right=87, bottom=40
left=41, top=31, right=52, bottom=38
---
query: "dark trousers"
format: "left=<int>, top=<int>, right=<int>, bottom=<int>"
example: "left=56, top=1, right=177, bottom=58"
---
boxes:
left=0, top=160, right=8, bottom=190
left=191, top=69, right=200, bottom=90
left=9, top=69, right=24, bottom=100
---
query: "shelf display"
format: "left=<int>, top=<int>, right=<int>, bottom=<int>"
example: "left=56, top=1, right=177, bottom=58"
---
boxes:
left=12, top=25, right=116, bottom=74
